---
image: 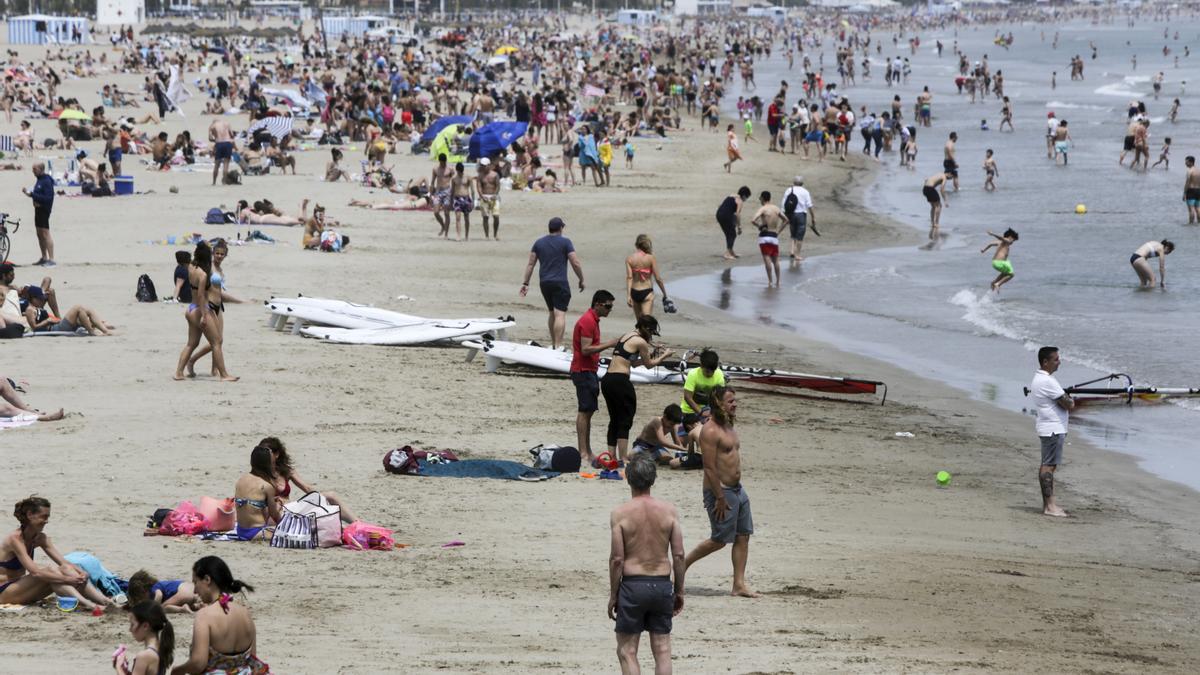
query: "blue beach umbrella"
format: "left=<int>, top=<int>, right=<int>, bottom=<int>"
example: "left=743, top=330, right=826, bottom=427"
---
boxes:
left=468, top=121, right=528, bottom=161
left=421, top=115, right=473, bottom=144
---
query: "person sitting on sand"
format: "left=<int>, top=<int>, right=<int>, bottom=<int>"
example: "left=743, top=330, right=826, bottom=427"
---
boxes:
left=0, top=374, right=64, bottom=420
left=670, top=408, right=709, bottom=470
left=23, top=286, right=114, bottom=335
left=113, top=600, right=175, bottom=675
left=233, top=446, right=282, bottom=542
left=302, top=204, right=329, bottom=249
left=0, top=495, right=117, bottom=612
left=632, top=404, right=688, bottom=465
left=236, top=199, right=305, bottom=226
left=532, top=168, right=562, bottom=193
left=258, top=437, right=360, bottom=524
left=324, top=148, right=350, bottom=182
left=171, top=556, right=270, bottom=674
left=127, top=569, right=203, bottom=613
left=264, top=138, right=295, bottom=175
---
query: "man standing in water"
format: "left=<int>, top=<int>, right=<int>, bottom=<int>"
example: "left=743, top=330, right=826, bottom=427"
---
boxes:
left=609, top=455, right=686, bottom=675
left=943, top=131, right=959, bottom=191
left=922, top=171, right=950, bottom=241
left=1183, top=156, right=1200, bottom=223
left=1053, top=120, right=1072, bottom=165
left=1030, top=347, right=1074, bottom=518
left=685, top=386, right=759, bottom=598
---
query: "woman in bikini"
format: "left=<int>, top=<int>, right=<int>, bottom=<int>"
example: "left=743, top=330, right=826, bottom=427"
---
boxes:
left=170, top=556, right=270, bottom=674
left=113, top=601, right=174, bottom=675
left=258, top=437, right=360, bottom=524
left=0, top=495, right=116, bottom=611
left=236, top=199, right=306, bottom=226
left=625, top=234, right=670, bottom=320
left=1130, top=239, right=1174, bottom=288
left=232, top=446, right=282, bottom=542
left=185, top=239, right=244, bottom=377
left=599, top=316, right=674, bottom=463
left=174, top=242, right=237, bottom=381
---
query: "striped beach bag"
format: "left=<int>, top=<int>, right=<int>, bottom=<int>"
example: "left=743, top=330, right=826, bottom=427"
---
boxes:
left=270, top=492, right=341, bottom=549
left=270, top=509, right=316, bottom=550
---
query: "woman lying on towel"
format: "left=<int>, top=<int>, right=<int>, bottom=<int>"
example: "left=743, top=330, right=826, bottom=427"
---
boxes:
left=171, top=556, right=270, bottom=675
left=0, top=495, right=117, bottom=611
left=347, top=177, right=432, bottom=211
left=258, top=437, right=359, bottom=524
left=235, top=198, right=305, bottom=226
left=232, top=446, right=282, bottom=541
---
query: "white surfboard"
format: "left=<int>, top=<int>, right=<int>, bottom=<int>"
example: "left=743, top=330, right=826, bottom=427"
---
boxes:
left=301, top=317, right=515, bottom=345
left=467, top=339, right=682, bottom=385
left=266, top=296, right=425, bottom=329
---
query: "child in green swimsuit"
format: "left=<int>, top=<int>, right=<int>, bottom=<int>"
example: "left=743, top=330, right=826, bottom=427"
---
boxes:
left=981, top=228, right=1019, bottom=292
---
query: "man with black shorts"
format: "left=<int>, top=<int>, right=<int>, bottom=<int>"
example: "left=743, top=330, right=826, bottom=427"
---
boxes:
left=520, top=217, right=585, bottom=349
left=22, top=162, right=55, bottom=266
left=608, top=455, right=685, bottom=674
left=1030, top=346, right=1074, bottom=517
left=922, top=172, right=950, bottom=241
left=571, top=290, right=619, bottom=465
left=942, top=131, right=959, bottom=191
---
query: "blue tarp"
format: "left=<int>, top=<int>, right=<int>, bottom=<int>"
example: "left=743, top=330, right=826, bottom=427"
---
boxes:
left=420, top=115, right=473, bottom=144
left=417, top=459, right=558, bottom=481
left=468, top=121, right=529, bottom=161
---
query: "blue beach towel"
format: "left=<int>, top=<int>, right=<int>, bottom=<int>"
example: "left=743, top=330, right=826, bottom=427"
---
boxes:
left=417, top=459, right=558, bottom=481
left=64, top=551, right=126, bottom=597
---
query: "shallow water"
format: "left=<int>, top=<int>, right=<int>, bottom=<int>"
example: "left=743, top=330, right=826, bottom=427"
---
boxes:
left=679, top=17, right=1200, bottom=490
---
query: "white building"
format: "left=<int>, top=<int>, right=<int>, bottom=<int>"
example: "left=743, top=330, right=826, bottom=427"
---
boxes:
left=674, top=0, right=733, bottom=14
left=96, top=0, right=146, bottom=25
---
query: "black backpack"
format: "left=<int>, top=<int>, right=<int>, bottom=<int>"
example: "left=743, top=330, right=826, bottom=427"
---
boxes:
left=136, top=274, right=158, bottom=302
left=783, top=190, right=799, bottom=215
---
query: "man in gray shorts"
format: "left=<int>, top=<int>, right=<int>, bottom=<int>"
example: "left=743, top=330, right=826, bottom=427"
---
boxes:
left=685, top=386, right=759, bottom=597
left=1029, top=346, right=1074, bottom=517
left=608, top=454, right=685, bottom=673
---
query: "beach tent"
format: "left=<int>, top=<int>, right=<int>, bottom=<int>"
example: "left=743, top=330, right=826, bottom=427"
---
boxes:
left=321, top=14, right=392, bottom=38
left=420, top=115, right=473, bottom=144
left=429, top=124, right=466, bottom=163
left=468, top=121, right=528, bottom=161
left=7, top=15, right=90, bottom=45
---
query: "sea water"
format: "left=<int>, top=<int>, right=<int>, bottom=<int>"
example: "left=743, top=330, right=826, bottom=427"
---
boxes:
left=675, top=17, right=1200, bottom=489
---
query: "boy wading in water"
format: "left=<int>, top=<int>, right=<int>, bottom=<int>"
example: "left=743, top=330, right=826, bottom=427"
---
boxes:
left=981, top=228, right=1018, bottom=292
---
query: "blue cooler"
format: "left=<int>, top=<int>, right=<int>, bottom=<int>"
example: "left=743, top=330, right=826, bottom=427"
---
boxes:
left=114, top=175, right=134, bottom=195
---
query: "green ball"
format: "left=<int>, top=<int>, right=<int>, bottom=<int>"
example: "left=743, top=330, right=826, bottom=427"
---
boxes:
left=937, top=471, right=951, bottom=486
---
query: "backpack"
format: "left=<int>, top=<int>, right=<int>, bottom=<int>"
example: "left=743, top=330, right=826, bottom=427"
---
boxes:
left=529, top=444, right=581, bottom=473
left=383, top=446, right=420, bottom=475
left=204, top=207, right=226, bottom=224
left=135, top=274, right=157, bottom=302
left=783, top=190, right=799, bottom=215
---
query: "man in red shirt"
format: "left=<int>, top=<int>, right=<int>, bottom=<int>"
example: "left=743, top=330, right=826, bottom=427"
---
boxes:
left=767, top=98, right=784, bottom=152
left=571, top=290, right=618, bottom=465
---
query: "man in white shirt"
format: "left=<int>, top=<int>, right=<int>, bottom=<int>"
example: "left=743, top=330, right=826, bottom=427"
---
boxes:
left=1030, top=346, right=1075, bottom=517
left=781, top=176, right=818, bottom=262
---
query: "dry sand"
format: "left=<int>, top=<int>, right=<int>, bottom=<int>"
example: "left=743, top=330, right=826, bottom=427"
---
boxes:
left=1, top=40, right=1199, bottom=674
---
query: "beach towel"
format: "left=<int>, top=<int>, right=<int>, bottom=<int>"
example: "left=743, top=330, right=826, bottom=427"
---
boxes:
left=64, top=551, right=126, bottom=598
left=0, top=415, right=38, bottom=430
left=577, top=135, right=600, bottom=167
left=416, top=459, right=559, bottom=481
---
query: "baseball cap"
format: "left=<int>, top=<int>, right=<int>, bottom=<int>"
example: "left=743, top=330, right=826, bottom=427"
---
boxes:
left=479, top=157, right=491, bottom=166
left=794, top=175, right=804, bottom=185
left=1047, top=111, right=1055, bottom=118
left=0, top=261, right=13, bottom=276
left=548, top=217, right=565, bottom=231
left=25, top=285, right=44, bottom=300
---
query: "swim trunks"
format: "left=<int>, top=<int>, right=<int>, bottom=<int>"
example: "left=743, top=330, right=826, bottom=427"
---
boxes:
left=479, top=195, right=499, bottom=217
left=213, top=141, right=233, bottom=161
left=452, top=195, right=473, bottom=213
left=1184, top=187, right=1200, bottom=206
left=805, top=130, right=823, bottom=143
left=757, top=233, right=779, bottom=258
left=991, top=259, right=1013, bottom=275
left=632, top=438, right=669, bottom=459
left=1039, top=433, right=1065, bottom=467
left=922, top=185, right=941, bottom=204
left=433, top=188, right=451, bottom=208
left=539, top=280, right=570, bottom=313
left=571, top=371, right=600, bottom=413
left=1123, top=135, right=1135, bottom=152
left=942, top=159, right=958, bottom=177
left=614, top=575, right=674, bottom=635
left=703, top=484, right=753, bottom=544
left=1055, top=141, right=1069, bottom=153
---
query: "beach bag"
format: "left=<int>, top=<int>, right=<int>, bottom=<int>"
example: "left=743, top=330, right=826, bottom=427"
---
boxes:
left=204, top=207, right=226, bottom=224
left=135, top=274, right=157, bottom=302
left=413, top=449, right=459, bottom=464
left=383, top=446, right=420, bottom=475
left=342, top=521, right=395, bottom=551
left=529, top=444, right=581, bottom=473
left=783, top=190, right=798, bottom=215
left=270, top=510, right=317, bottom=549
left=158, top=501, right=206, bottom=536
left=272, top=492, right=342, bottom=548
left=197, top=496, right=235, bottom=532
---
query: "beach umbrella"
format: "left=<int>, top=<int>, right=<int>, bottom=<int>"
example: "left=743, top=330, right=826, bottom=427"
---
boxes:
left=487, top=55, right=509, bottom=67
left=420, top=115, right=473, bottom=144
left=429, top=124, right=467, bottom=163
left=56, top=109, right=91, bottom=120
left=494, top=45, right=519, bottom=56
left=468, top=121, right=528, bottom=161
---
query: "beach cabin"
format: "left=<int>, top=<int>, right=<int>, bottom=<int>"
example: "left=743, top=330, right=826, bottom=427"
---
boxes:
left=674, top=0, right=733, bottom=14
left=7, top=15, right=90, bottom=45
left=96, top=0, right=145, bottom=26
left=746, top=5, right=788, bottom=22
left=616, top=9, right=658, bottom=26
left=321, top=14, right=394, bottom=38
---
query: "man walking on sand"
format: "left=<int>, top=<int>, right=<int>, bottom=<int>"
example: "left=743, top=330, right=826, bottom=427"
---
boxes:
left=572, top=290, right=619, bottom=466
left=609, top=454, right=686, bottom=675
left=1030, top=346, right=1074, bottom=517
left=684, top=386, right=759, bottom=597
left=520, top=217, right=585, bottom=350
left=208, top=117, right=234, bottom=185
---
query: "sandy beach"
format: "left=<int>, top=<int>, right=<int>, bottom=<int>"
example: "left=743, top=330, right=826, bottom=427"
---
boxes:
left=1, top=26, right=1199, bottom=674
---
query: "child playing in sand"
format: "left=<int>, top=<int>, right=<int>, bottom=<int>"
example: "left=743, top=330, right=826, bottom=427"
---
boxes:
left=981, top=228, right=1019, bottom=292
left=1151, top=137, right=1171, bottom=169
left=983, top=149, right=998, bottom=191
left=127, top=570, right=202, bottom=613
left=624, top=139, right=635, bottom=168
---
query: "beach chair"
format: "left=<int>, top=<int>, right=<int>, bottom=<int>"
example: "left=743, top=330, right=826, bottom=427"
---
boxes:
left=0, top=135, right=13, bottom=158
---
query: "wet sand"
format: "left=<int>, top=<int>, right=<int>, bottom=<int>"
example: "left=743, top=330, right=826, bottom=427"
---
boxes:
left=1, top=36, right=1199, bottom=673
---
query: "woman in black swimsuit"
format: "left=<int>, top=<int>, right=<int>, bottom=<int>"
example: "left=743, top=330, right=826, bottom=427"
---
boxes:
left=0, top=495, right=115, bottom=611
left=600, top=316, right=675, bottom=463
left=174, top=242, right=237, bottom=381
left=716, top=186, right=752, bottom=260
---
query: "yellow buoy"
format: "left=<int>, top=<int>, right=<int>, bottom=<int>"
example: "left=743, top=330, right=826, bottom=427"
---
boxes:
left=1075, top=204, right=1087, bottom=214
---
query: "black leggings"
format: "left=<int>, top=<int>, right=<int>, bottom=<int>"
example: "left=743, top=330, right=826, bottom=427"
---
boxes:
left=601, top=372, right=637, bottom=448
left=717, top=212, right=738, bottom=251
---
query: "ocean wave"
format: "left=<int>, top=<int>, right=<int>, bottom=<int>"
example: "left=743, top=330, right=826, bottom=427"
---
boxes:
left=1045, top=101, right=1112, bottom=111
left=1093, top=83, right=1143, bottom=98
left=949, top=288, right=1026, bottom=340
left=1124, top=75, right=1151, bottom=85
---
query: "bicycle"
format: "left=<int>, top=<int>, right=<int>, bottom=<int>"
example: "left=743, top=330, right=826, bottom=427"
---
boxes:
left=0, top=212, right=19, bottom=264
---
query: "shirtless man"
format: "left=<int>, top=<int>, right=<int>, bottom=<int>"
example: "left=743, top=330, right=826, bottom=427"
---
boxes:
left=1183, top=156, right=1200, bottom=223
left=476, top=157, right=501, bottom=239
left=632, top=404, right=687, bottom=465
left=208, top=117, right=234, bottom=186
left=470, top=88, right=496, bottom=125
left=922, top=172, right=950, bottom=241
left=750, top=190, right=786, bottom=287
left=942, top=131, right=959, bottom=191
left=608, top=455, right=686, bottom=675
left=684, top=387, right=758, bottom=598
left=430, top=153, right=455, bottom=237
left=1119, top=116, right=1140, bottom=166
left=1131, top=119, right=1150, bottom=171
left=1053, top=120, right=1072, bottom=165
left=449, top=162, right=475, bottom=241
left=917, top=86, right=933, bottom=127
